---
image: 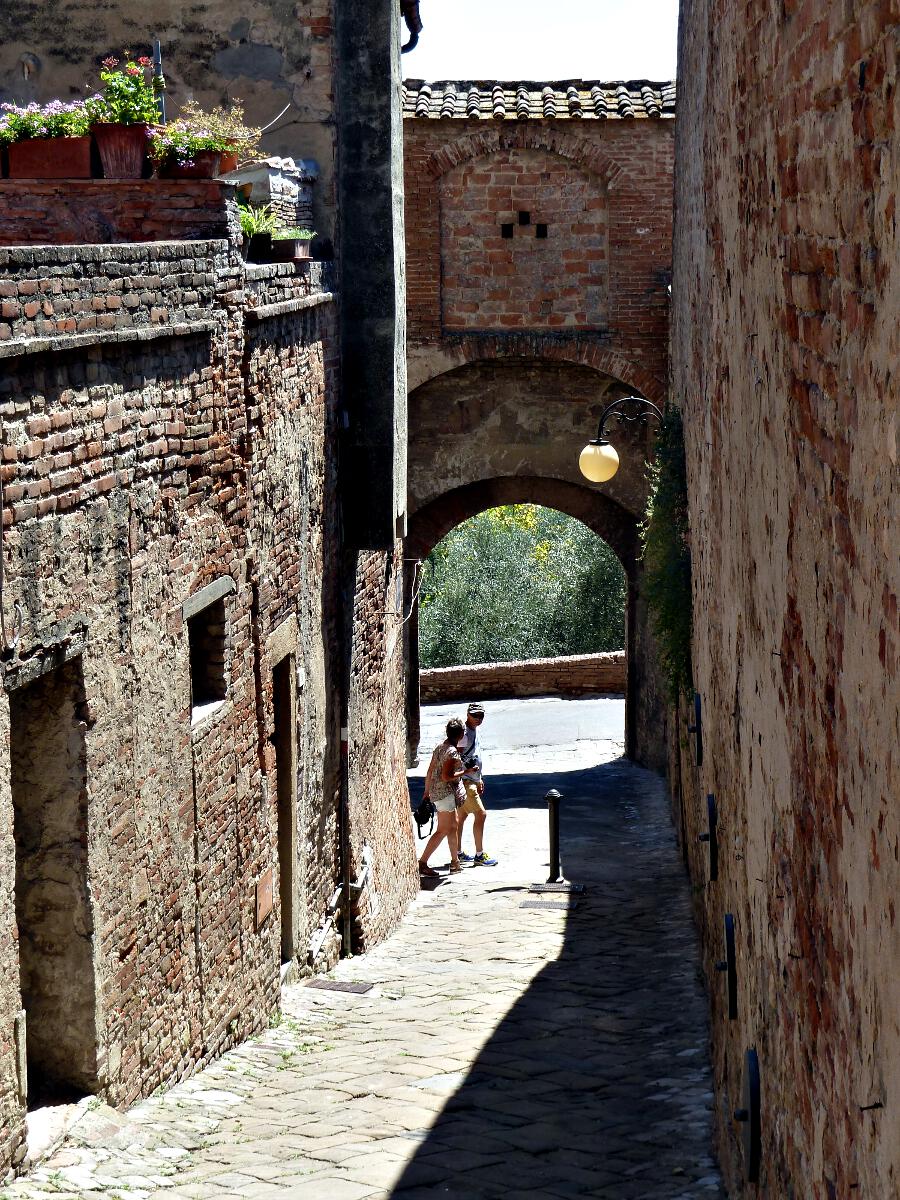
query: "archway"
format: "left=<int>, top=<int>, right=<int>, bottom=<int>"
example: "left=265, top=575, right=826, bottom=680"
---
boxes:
left=405, top=476, right=666, bottom=772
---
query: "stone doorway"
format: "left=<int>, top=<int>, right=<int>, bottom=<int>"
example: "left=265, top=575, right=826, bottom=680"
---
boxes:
left=272, top=655, right=297, bottom=965
left=9, top=657, right=97, bottom=1109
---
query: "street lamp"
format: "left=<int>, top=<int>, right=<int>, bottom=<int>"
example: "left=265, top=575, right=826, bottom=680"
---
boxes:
left=578, top=395, right=664, bottom=483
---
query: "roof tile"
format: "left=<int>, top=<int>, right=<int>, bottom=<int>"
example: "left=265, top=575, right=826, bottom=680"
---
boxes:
left=403, top=79, right=676, bottom=121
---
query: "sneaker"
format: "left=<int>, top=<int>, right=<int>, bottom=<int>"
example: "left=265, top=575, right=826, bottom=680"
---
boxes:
left=457, top=851, right=473, bottom=863
left=472, top=852, right=498, bottom=866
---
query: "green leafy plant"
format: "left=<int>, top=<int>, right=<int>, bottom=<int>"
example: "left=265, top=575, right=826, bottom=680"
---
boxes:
left=0, top=98, right=96, bottom=145
left=273, top=226, right=316, bottom=240
left=148, top=118, right=229, bottom=168
left=238, top=203, right=278, bottom=236
left=179, top=97, right=262, bottom=162
left=93, top=53, right=161, bottom=125
left=640, top=408, right=694, bottom=705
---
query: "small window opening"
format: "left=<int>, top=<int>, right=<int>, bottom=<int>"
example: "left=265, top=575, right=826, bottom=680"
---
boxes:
left=189, top=597, right=227, bottom=717
left=518, top=210, right=531, bottom=226
left=501, top=223, right=514, bottom=239
left=536, top=223, right=548, bottom=239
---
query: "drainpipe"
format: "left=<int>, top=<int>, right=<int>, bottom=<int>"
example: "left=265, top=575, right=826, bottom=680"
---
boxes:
left=308, top=843, right=373, bottom=965
left=400, top=0, right=423, bottom=52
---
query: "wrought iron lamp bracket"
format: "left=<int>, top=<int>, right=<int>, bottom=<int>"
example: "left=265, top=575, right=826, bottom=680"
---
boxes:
left=592, top=395, right=664, bottom=445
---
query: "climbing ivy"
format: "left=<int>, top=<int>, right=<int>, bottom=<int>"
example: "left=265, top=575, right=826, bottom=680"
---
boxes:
left=641, top=409, right=694, bottom=705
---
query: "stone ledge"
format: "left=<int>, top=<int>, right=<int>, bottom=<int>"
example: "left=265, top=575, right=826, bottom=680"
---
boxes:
left=0, top=240, right=229, bottom=268
left=0, top=318, right=218, bottom=360
left=245, top=292, right=336, bottom=321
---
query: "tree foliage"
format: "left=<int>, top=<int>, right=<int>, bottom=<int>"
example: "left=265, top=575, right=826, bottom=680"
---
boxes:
left=419, top=505, right=626, bottom=668
left=640, top=409, right=694, bottom=704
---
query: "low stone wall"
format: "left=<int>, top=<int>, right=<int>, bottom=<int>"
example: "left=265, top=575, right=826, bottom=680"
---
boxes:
left=420, top=651, right=626, bottom=703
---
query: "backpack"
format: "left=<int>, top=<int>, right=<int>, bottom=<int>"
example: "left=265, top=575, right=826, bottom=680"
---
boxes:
left=412, top=795, right=436, bottom=839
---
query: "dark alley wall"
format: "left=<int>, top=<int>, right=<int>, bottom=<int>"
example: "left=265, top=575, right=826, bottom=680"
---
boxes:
left=672, top=2, right=898, bottom=1195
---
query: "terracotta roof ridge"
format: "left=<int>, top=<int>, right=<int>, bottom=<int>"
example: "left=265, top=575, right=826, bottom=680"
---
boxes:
left=403, top=77, right=677, bottom=89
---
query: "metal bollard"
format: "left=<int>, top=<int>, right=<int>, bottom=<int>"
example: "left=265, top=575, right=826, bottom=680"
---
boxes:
left=545, top=788, right=563, bottom=883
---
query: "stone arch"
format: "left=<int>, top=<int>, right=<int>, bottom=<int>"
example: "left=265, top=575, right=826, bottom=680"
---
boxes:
left=407, top=337, right=667, bottom=405
left=407, top=476, right=638, bottom=572
left=424, top=125, right=634, bottom=191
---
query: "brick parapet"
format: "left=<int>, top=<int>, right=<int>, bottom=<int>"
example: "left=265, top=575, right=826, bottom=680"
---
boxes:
left=420, top=651, right=626, bottom=704
left=0, top=180, right=239, bottom=248
left=0, top=240, right=232, bottom=351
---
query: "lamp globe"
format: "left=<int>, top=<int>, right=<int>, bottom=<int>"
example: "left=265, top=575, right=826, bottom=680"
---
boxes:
left=578, top=440, right=620, bottom=483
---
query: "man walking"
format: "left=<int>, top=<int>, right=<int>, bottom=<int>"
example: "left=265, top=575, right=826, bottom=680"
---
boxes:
left=457, top=702, right=498, bottom=866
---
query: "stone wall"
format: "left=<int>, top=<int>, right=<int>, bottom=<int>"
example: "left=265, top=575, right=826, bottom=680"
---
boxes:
left=672, top=2, right=898, bottom=1195
left=420, top=652, right=626, bottom=704
left=0, top=233, right=416, bottom=1177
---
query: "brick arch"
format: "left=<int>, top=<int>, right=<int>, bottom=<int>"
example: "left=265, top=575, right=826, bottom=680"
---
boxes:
left=424, top=125, right=632, bottom=190
left=407, top=476, right=639, bottom=573
left=407, top=336, right=667, bottom=405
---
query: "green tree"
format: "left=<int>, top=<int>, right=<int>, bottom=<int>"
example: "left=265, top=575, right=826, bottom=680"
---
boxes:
left=419, top=505, right=625, bottom=667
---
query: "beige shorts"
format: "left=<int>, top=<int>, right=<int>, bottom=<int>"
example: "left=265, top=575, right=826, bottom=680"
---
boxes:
left=459, top=780, right=485, bottom=817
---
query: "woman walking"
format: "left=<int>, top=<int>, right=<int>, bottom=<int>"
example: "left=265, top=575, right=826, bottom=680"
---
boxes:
left=418, top=717, right=467, bottom=878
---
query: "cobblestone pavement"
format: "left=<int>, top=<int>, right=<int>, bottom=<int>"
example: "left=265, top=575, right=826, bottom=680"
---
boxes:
left=5, top=700, right=722, bottom=1199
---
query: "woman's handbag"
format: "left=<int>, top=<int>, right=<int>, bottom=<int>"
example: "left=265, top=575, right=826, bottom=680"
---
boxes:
left=412, top=795, right=436, bottom=838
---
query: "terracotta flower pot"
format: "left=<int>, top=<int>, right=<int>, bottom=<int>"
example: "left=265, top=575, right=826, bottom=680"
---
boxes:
left=7, top=136, right=92, bottom=179
left=271, top=238, right=312, bottom=262
left=157, top=150, right=222, bottom=180
left=91, top=122, right=149, bottom=179
left=218, top=150, right=239, bottom=174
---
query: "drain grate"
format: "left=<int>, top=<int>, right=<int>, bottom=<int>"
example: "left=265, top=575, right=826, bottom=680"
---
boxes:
left=305, top=979, right=373, bottom=994
left=529, top=882, right=585, bottom=894
left=520, top=899, right=579, bottom=911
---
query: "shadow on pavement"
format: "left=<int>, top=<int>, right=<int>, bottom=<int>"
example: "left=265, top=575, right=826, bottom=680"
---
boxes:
left=397, top=758, right=723, bottom=1199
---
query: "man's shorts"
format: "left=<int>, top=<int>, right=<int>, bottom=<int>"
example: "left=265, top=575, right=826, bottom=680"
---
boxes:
left=459, top=780, right=485, bottom=817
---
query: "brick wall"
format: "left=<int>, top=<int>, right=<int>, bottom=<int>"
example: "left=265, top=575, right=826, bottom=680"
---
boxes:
left=0, top=181, right=236, bottom=248
left=673, top=3, right=898, bottom=1195
left=405, top=119, right=674, bottom=386
left=420, top=652, right=626, bottom=704
left=0, top=237, right=415, bottom=1176
left=440, top=147, right=609, bottom=332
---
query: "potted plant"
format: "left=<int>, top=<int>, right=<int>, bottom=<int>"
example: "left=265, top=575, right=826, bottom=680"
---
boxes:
left=239, top=202, right=278, bottom=262
left=90, top=53, right=161, bottom=179
left=0, top=98, right=96, bottom=178
left=149, top=119, right=228, bottom=179
left=271, top=227, right=316, bottom=262
left=177, top=99, right=262, bottom=174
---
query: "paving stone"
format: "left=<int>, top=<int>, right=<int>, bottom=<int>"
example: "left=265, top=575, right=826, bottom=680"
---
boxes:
left=4, top=729, right=722, bottom=1199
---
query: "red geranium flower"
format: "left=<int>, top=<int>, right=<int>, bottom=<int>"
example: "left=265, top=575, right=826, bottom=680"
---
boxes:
left=101, top=56, right=119, bottom=69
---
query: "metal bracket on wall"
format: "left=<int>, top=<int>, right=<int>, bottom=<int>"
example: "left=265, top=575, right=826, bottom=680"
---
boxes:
left=734, top=1047, right=762, bottom=1183
left=715, top=912, right=738, bottom=1019
left=687, top=691, right=703, bottom=766
left=698, top=793, right=719, bottom=881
